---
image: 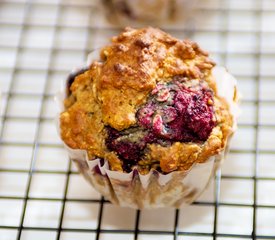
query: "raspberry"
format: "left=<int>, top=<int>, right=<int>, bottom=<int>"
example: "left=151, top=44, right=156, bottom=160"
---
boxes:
left=105, top=127, right=146, bottom=171
left=106, top=77, right=216, bottom=172
left=137, top=78, right=215, bottom=142
left=136, top=103, right=155, bottom=127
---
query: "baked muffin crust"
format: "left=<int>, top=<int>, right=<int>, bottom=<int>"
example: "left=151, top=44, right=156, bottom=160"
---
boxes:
left=60, top=27, right=234, bottom=174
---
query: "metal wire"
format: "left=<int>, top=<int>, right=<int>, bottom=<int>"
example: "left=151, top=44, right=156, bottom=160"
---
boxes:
left=0, top=0, right=275, bottom=239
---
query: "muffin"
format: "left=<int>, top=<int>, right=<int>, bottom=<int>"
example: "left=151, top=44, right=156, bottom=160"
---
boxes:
left=58, top=27, right=238, bottom=209
left=101, top=0, right=197, bottom=27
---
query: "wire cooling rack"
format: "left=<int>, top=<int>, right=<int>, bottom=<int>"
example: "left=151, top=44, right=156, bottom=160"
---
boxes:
left=0, top=0, right=275, bottom=239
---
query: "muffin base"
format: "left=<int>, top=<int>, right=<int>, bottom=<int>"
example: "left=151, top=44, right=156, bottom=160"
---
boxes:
left=67, top=145, right=223, bottom=208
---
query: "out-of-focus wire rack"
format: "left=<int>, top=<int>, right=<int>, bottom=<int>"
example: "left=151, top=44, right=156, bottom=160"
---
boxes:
left=0, top=0, right=275, bottom=239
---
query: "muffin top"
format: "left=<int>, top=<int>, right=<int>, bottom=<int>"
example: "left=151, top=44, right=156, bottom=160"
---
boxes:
left=60, top=27, right=235, bottom=174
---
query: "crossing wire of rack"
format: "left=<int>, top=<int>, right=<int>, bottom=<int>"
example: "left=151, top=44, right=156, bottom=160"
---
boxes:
left=0, top=0, right=275, bottom=239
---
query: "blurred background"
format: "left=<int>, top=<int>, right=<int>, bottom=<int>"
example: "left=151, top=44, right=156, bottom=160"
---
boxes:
left=0, top=0, right=275, bottom=240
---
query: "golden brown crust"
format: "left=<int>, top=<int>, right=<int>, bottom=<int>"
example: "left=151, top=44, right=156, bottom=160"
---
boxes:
left=60, top=70, right=107, bottom=158
left=96, top=27, right=216, bottom=130
left=60, top=27, right=234, bottom=174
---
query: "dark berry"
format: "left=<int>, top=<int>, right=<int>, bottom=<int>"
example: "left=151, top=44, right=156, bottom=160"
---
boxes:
left=137, top=78, right=216, bottom=142
left=136, top=103, right=155, bottom=128
left=106, top=77, right=216, bottom=172
left=111, top=140, right=141, bottom=161
left=105, top=127, right=145, bottom=171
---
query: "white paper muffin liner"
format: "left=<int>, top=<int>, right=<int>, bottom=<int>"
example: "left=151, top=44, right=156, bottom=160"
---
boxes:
left=56, top=54, right=238, bottom=209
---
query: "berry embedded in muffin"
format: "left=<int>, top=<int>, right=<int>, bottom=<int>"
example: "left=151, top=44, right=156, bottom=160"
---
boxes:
left=137, top=77, right=216, bottom=142
left=60, top=27, right=235, bottom=175
left=105, top=77, right=217, bottom=172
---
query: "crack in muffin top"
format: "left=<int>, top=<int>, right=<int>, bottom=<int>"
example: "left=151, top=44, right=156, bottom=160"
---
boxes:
left=60, top=27, right=234, bottom=174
